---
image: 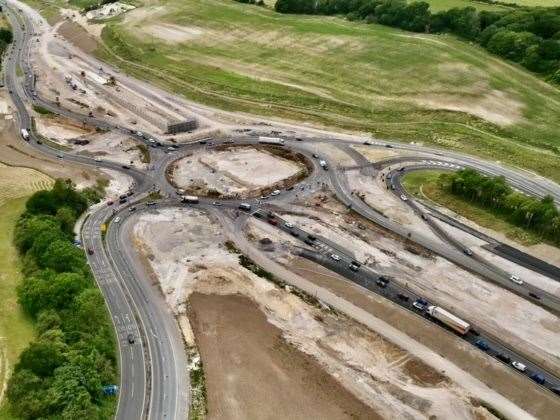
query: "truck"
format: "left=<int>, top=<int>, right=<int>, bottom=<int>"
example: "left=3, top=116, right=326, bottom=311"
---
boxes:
left=181, top=195, right=199, bottom=204
left=258, top=136, right=285, bottom=146
left=21, top=128, right=29, bottom=140
left=426, top=305, right=470, bottom=335
left=319, top=160, right=329, bottom=170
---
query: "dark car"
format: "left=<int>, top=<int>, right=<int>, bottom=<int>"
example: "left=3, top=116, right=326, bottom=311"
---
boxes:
left=307, top=234, right=317, bottom=241
left=530, top=373, right=545, bottom=385
left=529, top=292, right=541, bottom=300
left=129, top=206, right=136, bottom=212
left=378, top=276, right=390, bottom=284
left=107, top=201, right=114, bottom=206
left=551, top=387, right=560, bottom=396
left=87, top=248, right=94, bottom=255
left=146, top=202, right=156, bottom=206
left=496, top=353, right=511, bottom=364
left=289, top=231, right=299, bottom=238
left=397, top=293, right=409, bottom=302
left=474, top=339, right=489, bottom=351
left=304, top=239, right=314, bottom=246
left=463, top=248, right=473, bottom=256
left=119, top=198, right=127, bottom=204
left=268, top=219, right=278, bottom=226
left=121, top=164, right=130, bottom=169
left=127, top=334, right=135, bottom=344
left=376, top=279, right=388, bottom=288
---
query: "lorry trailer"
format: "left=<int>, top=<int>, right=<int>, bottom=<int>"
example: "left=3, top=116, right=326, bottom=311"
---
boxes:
left=21, top=128, right=29, bottom=140
left=258, top=136, right=285, bottom=146
left=181, top=195, right=199, bottom=204
left=426, top=305, right=470, bottom=335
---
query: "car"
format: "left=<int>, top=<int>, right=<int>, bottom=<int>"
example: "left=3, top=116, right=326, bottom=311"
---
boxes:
left=400, top=194, right=407, bottom=201
left=127, top=190, right=134, bottom=197
left=167, top=147, right=175, bottom=152
left=212, top=201, right=223, bottom=206
left=148, top=138, right=156, bottom=143
left=56, top=153, right=63, bottom=159
left=286, top=186, right=294, bottom=191
left=385, top=144, right=393, bottom=148
left=463, top=248, right=473, bottom=256
left=330, top=254, right=341, bottom=261
left=129, top=206, right=136, bottom=212
left=350, top=260, right=361, bottom=268
left=176, top=189, right=185, bottom=195
left=113, top=217, right=121, bottom=223
left=496, top=353, right=511, bottom=364
left=304, top=239, right=314, bottom=246
left=551, top=387, right=560, bottom=396
left=349, top=263, right=359, bottom=272
left=94, top=156, right=102, bottom=162
left=529, top=292, right=541, bottom=300
left=289, top=231, right=299, bottom=238
left=509, top=275, right=523, bottom=285
left=530, top=373, right=545, bottom=385
left=119, top=198, right=127, bottom=204
left=36, top=140, right=43, bottom=145
left=146, top=201, right=156, bottom=206
left=412, top=298, right=428, bottom=310
left=284, top=222, right=294, bottom=229
left=268, top=219, right=278, bottom=226
left=307, top=234, right=317, bottom=241
left=295, top=137, right=303, bottom=141
left=271, top=190, right=281, bottom=196
left=376, top=279, right=388, bottom=288
left=127, top=334, right=135, bottom=344
left=267, top=212, right=276, bottom=219
left=87, top=248, right=94, bottom=255
left=199, top=140, right=207, bottom=144
left=397, top=293, right=409, bottom=302
left=107, top=201, right=114, bottom=206
left=312, top=153, right=319, bottom=158
left=474, top=339, right=489, bottom=351
left=260, top=195, right=269, bottom=200
left=378, top=275, right=390, bottom=284
left=511, top=361, right=527, bottom=372
left=121, top=164, right=130, bottom=169
left=363, top=140, right=372, bottom=145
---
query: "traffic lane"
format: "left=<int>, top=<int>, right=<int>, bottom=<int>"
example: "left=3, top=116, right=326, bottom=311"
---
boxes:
left=109, top=210, right=189, bottom=420
left=296, top=248, right=560, bottom=393
left=82, top=208, right=146, bottom=420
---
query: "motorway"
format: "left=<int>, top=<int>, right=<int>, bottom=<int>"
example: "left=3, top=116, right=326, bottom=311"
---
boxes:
left=3, top=0, right=560, bottom=416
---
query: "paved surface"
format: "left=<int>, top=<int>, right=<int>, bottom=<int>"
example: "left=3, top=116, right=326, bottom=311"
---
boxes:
left=3, top=0, right=560, bottom=415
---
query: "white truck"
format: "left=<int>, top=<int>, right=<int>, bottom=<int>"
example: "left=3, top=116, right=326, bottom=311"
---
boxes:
left=180, top=195, right=199, bottom=204
left=21, top=128, right=29, bottom=140
left=258, top=136, right=285, bottom=146
left=426, top=305, right=470, bottom=335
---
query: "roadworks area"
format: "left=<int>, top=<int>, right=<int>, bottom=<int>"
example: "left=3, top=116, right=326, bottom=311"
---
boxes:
left=131, top=207, right=544, bottom=419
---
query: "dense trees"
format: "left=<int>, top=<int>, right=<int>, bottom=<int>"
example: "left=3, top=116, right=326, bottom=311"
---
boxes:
left=440, top=169, right=560, bottom=242
left=7, top=179, right=116, bottom=419
left=273, top=0, right=560, bottom=82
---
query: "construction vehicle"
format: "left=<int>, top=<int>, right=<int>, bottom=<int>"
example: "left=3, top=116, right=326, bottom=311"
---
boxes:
left=426, top=305, right=470, bottom=335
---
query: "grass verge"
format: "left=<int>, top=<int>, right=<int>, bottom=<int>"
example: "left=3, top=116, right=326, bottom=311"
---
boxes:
left=401, top=170, right=542, bottom=246
left=0, top=198, right=35, bottom=418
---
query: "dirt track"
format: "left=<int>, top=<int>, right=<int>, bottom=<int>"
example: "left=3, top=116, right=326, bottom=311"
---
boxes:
left=188, top=293, right=379, bottom=420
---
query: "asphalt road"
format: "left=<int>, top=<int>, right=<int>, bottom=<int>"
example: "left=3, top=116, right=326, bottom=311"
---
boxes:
left=4, top=0, right=560, bottom=413
left=3, top=3, right=190, bottom=419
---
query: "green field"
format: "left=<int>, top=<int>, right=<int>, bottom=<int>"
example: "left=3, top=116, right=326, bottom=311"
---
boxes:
left=0, top=198, right=35, bottom=419
left=401, top=170, right=542, bottom=245
left=93, top=0, right=560, bottom=181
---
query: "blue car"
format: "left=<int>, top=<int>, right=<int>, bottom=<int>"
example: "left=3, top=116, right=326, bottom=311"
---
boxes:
left=530, top=373, right=546, bottom=385
left=475, top=339, right=490, bottom=351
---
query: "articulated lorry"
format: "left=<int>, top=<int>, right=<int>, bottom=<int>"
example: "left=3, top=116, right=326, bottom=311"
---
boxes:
left=21, top=128, right=29, bottom=140
left=426, top=305, right=470, bottom=335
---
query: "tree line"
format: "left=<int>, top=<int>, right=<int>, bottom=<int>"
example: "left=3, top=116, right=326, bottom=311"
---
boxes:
left=440, top=168, right=560, bottom=242
left=273, top=0, right=560, bottom=83
left=6, top=179, right=116, bottom=419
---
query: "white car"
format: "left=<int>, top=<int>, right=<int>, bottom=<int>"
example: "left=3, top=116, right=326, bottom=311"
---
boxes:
left=271, top=190, right=281, bottom=196
left=148, top=138, right=156, bottom=143
left=330, top=254, right=341, bottom=261
left=284, top=222, right=294, bottom=229
left=511, top=361, right=527, bottom=372
left=114, top=217, right=121, bottom=223
left=509, top=275, right=524, bottom=285
left=400, top=194, right=408, bottom=201
left=94, top=157, right=101, bottom=162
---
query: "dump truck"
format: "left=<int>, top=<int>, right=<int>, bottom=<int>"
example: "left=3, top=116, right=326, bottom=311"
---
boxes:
left=426, top=305, right=470, bottom=335
left=258, top=136, right=285, bottom=145
left=21, top=128, right=29, bottom=140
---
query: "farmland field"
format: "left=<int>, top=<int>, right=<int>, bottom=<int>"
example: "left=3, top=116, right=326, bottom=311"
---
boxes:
left=94, top=0, right=560, bottom=181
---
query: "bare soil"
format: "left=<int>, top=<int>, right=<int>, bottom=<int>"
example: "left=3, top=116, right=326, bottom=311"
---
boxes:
left=187, top=292, right=380, bottom=420
left=58, top=21, right=100, bottom=54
